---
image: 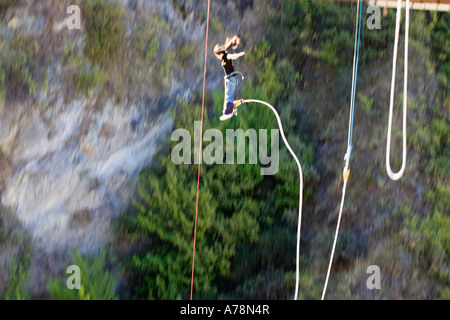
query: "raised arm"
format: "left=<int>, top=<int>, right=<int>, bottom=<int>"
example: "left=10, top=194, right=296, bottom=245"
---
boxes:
left=227, top=52, right=245, bottom=60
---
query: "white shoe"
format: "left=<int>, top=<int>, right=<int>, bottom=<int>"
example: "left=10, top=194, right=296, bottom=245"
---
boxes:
left=220, top=113, right=234, bottom=121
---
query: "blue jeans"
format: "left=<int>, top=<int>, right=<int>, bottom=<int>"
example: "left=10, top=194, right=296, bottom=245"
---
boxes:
left=225, top=76, right=238, bottom=103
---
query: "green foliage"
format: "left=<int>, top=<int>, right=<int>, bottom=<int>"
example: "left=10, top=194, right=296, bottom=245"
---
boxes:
left=395, top=206, right=450, bottom=297
left=4, top=254, right=31, bottom=300
left=246, top=38, right=299, bottom=104
left=74, top=65, right=108, bottom=95
left=276, top=256, right=326, bottom=300
left=130, top=22, right=160, bottom=62
left=122, top=16, right=173, bottom=95
left=121, top=62, right=318, bottom=298
left=104, top=2, right=449, bottom=297
left=360, top=8, right=396, bottom=62
left=358, top=93, right=373, bottom=113
left=409, top=98, right=449, bottom=243
left=266, top=0, right=395, bottom=69
left=410, top=115, right=449, bottom=160
left=0, top=208, right=32, bottom=300
left=209, top=17, right=223, bottom=34
left=123, top=100, right=267, bottom=299
left=0, top=36, right=39, bottom=98
left=146, top=37, right=159, bottom=61
left=336, top=232, right=366, bottom=262
left=271, top=0, right=354, bottom=67
left=0, top=208, right=28, bottom=246
left=429, top=11, right=450, bottom=95
left=47, top=248, right=117, bottom=300
left=119, top=3, right=325, bottom=297
left=111, top=1, right=447, bottom=300
left=61, top=40, right=83, bottom=68
left=235, top=268, right=285, bottom=299
left=60, top=38, right=109, bottom=97
left=175, top=43, right=197, bottom=68
left=440, top=286, right=450, bottom=300
left=399, top=29, right=450, bottom=297
left=84, top=0, right=125, bottom=65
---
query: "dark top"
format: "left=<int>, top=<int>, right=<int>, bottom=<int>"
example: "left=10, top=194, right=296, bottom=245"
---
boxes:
left=221, top=53, right=235, bottom=75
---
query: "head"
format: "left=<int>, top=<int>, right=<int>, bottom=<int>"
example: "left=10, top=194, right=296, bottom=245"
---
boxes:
left=213, top=35, right=241, bottom=60
left=213, top=44, right=225, bottom=60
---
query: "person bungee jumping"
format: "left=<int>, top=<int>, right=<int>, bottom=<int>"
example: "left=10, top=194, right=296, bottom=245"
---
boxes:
left=213, top=35, right=245, bottom=120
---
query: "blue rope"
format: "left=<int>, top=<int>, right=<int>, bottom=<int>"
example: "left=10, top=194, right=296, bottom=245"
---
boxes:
left=347, top=0, right=362, bottom=164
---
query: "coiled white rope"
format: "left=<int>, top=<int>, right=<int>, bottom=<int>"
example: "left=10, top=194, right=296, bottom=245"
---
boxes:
left=386, top=0, right=409, bottom=181
left=243, top=99, right=304, bottom=300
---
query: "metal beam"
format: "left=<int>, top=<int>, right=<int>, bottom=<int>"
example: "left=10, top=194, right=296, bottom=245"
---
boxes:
left=335, top=0, right=450, bottom=11
left=369, top=0, right=450, bottom=11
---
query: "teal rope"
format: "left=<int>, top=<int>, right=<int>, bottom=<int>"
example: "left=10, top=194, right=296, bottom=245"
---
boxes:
left=347, top=0, right=363, bottom=164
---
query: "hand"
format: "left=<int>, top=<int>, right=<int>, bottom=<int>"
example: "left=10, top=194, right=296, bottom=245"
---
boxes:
left=231, top=35, right=240, bottom=49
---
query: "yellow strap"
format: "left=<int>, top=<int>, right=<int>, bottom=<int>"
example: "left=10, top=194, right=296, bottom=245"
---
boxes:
left=343, top=168, right=350, bottom=183
left=234, top=99, right=244, bottom=107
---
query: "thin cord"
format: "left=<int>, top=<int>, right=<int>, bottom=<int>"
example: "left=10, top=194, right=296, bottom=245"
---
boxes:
left=322, top=0, right=362, bottom=300
left=321, top=180, right=348, bottom=300
left=190, top=0, right=210, bottom=300
left=347, top=0, right=362, bottom=166
left=347, top=0, right=360, bottom=151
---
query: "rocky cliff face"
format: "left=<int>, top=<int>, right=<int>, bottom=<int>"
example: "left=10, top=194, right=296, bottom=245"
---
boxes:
left=0, top=0, right=242, bottom=297
left=0, top=95, right=172, bottom=253
left=0, top=0, right=245, bottom=296
left=0, top=1, right=178, bottom=255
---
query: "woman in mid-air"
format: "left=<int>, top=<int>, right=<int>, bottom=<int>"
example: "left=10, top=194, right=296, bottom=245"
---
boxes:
left=213, top=35, right=245, bottom=120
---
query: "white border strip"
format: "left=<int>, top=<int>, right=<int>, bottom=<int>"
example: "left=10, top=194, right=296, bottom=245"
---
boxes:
left=368, top=0, right=450, bottom=11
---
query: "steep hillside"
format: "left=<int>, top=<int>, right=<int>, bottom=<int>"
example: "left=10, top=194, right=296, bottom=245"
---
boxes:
left=0, top=0, right=448, bottom=300
left=0, top=0, right=222, bottom=298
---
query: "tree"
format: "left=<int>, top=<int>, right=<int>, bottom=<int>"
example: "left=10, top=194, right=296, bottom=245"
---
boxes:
left=122, top=99, right=265, bottom=299
left=47, top=248, right=117, bottom=300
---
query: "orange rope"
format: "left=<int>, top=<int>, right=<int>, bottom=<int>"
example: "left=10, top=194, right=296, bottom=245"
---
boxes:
left=190, top=0, right=210, bottom=300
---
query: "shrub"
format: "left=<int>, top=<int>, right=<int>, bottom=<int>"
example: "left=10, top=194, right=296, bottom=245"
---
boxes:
left=0, top=36, right=39, bottom=98
left=74, top=65, right=108, bottom=95
left=429, top=11, right=450, bottom=94
left=1, top=208, right=32, bottom=300
left=358, top=93, right=373, bottom=113
left=47, top=248, right=117, bottom=300
left=176, top=42, right=196, bottom=67
left=146, top=37, right=159, bottom=61
left=84, top=0, right=125, bottom=65
left=4, top=255, right=31, bottom=300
